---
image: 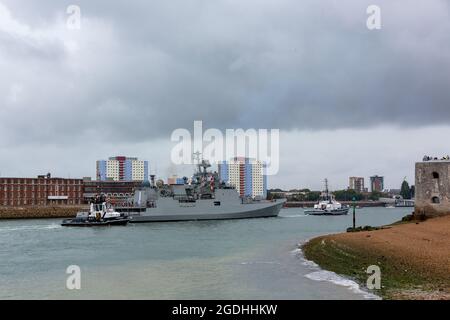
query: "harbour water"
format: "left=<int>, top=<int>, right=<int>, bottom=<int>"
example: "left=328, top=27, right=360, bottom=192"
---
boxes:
left=0, top=207, right=409, bottom=299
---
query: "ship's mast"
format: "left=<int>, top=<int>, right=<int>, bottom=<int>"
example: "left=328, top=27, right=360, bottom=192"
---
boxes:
left=193, top=150, right=202, bottom=174
left=324, top=178, right=330, bottom=202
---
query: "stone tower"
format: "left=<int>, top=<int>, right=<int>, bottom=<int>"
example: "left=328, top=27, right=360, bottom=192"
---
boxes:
left=415, top=160, right=450, bottom=217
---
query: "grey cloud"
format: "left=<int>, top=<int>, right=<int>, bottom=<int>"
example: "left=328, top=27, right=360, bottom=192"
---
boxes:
left=1, top=0, right=450, bottom=148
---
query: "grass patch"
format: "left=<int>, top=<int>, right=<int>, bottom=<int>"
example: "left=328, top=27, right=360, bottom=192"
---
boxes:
left=346, top=225, right=381, bottom=232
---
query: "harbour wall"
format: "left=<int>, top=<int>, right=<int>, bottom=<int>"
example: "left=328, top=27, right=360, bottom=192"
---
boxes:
left=0, top=206, right=86, bottom=220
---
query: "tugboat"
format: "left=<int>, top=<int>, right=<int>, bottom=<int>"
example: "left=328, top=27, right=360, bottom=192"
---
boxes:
left=304, top=179, right=349, bottom=216
left=62, top=194, right=129, bottom=227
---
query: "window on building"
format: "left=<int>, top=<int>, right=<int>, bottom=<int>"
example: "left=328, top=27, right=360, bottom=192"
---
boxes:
left=431, top=196, right=440, bottom=204
left=432, top=172, right=439, bottom=179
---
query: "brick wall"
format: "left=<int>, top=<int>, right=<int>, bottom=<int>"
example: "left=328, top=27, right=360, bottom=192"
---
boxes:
left=0, top=177, right=84, bottom=206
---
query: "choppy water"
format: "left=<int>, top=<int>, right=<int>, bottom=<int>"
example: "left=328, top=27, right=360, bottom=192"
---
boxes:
left=0, top=207, right=409, bottom=299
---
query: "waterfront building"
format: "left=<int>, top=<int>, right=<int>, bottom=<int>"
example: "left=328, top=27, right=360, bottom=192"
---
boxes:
left=0, top=173, right=83, bottom=206
left=82, top=178, right=142, bottom=204
left=218, top=157, right=267, bottom=199
left=96, top=156, right=148, bottom=182
left=384, top=188, right=401, bottom=197
left=370, top=175, right=384, bottom=192
left=415, top=159, right=450, bottom=217
left=348, top=177, right=365, bottom=193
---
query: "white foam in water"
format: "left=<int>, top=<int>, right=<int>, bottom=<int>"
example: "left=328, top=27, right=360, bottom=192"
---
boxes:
left=295, top=244, right=380, bottom=300
left=0, top=224, right=62, bottom=232
left=301, top=258, right=319, bottom=268
left=304, top=270, right=380, bottom=300
left=281, top=214, right=308, bottom=218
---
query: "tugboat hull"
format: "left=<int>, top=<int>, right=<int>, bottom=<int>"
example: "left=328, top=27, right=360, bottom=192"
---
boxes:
left=61, top=218, right=129, bottom=227
left=304, top=208, right=349, bottom=216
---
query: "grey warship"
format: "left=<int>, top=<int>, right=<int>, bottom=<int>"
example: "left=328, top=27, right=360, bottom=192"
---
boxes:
left=125, top=159, right=285, bottom=223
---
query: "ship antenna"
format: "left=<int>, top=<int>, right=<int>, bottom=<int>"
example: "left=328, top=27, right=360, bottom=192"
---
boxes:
left=193, top=150, right=202, bottom=173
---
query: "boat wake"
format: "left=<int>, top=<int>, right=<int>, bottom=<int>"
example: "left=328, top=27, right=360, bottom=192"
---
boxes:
left=281, top=214, right=309, bottom=218
left=0, top=224, right=62, bottom=232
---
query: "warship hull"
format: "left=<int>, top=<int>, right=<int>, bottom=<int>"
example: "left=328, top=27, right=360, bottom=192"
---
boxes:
left=129, top=198, right=285, bottom=223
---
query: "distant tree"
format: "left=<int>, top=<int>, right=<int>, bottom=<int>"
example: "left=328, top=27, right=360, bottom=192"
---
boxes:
left=288, top=193, right=306, bottom=202
left=267, top=191, right=283, bottom=200
left=410, top=185, right=415, bottom=199
left=369, top=191, right=383, bottom=201
left=333, top=189, right=363, bottom=201
left=400, top=180, right=411, bottom=199
left=306, top=191, right=321, bottom=202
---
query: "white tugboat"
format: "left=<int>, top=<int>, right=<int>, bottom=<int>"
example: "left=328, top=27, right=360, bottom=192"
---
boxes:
left=62, top=195, right=129, bottom=226
left=304, top=179, right=349, bottom=216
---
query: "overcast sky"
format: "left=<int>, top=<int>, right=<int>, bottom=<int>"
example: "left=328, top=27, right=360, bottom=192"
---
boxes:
left=1, top=0, right=449, bottom=190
